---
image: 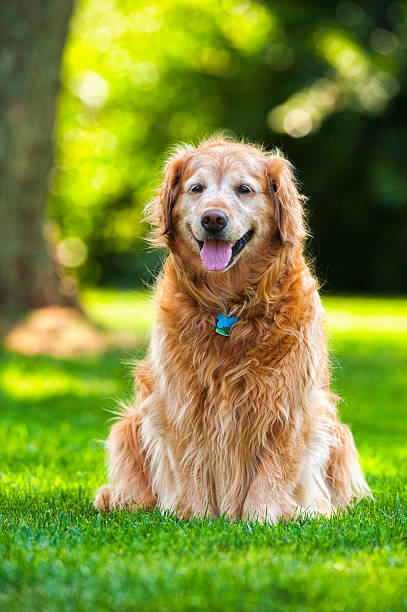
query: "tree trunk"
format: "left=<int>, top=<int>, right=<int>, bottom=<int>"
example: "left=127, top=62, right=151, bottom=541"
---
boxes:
left=0, top=0, right=74, bottom=316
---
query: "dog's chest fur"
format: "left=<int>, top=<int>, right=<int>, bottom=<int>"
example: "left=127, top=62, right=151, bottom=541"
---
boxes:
left=140, top=281, right=319, bottom=516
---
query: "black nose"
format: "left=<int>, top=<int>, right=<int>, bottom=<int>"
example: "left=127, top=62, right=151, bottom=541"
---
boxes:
left=200, top=209, right=228, bottom=233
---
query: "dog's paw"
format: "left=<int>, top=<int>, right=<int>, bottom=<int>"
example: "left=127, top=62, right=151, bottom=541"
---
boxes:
left=242, top=506, right=278, bottom=524
left=94, top=484, right=115, bottom=511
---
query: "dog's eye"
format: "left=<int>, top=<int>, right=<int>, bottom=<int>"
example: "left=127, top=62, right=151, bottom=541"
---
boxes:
left=190, top=183, right=204, bottom=193
left=236, top=184, right=252, bottom=194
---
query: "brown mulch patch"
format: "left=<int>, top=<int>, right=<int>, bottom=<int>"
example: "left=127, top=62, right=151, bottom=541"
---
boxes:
left=4, top=306, right=139, bottom=358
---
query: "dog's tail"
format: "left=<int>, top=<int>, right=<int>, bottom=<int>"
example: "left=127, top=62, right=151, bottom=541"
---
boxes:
left=327, top=422, right=371, bottom=508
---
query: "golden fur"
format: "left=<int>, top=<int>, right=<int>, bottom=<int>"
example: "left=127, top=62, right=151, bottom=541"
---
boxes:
left=94, top=137, right=370, bottom=521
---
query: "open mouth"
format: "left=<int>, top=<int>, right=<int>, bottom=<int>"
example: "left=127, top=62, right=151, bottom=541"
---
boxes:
left=195, top=230, right=254, bottom=271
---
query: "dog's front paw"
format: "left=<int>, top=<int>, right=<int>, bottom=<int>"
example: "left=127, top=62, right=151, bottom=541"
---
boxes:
left=94, top=484, right=116, bottom=511
left=242, top=502, right=278, bottom=524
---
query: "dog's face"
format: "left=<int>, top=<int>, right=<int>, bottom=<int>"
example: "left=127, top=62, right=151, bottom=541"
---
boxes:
left=174, top=147, right=270, bottom=272
left=153, top=140, right=305, bottom=274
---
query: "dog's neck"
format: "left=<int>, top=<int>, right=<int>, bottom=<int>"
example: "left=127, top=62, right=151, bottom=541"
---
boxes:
left=168, top=243, right=303, bottom=318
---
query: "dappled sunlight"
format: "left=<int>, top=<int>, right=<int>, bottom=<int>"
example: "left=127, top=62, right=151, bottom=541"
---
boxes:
left=81, top=288, right=154, bottom=334
left=267, top=25, right=401, bottom=138
left=360, top=444, right=407, bottom=480
left=0, top=449, right=104, bottom=495
left=323, top=296, right=407, bottom=343
left=326, top=310, right=407, bottom=335
left=0, top=361, right=118, bottom=400
left=268, top=78, right=342, bottom=138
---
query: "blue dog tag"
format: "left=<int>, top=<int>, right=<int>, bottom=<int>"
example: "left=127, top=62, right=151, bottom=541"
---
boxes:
left=216, top=314, right=237, bottom=336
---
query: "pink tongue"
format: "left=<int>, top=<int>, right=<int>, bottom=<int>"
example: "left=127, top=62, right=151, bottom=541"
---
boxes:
left=200, top=239, right=232, bottom=271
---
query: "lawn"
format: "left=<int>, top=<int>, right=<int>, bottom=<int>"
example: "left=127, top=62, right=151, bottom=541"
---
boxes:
left=1, top=291, right=406, bottom=611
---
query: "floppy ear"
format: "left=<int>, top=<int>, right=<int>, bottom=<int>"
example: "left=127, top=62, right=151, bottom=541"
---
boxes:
left=266, top=152, right=307, bottom=245
left=150, top=144, right=194, bottom=244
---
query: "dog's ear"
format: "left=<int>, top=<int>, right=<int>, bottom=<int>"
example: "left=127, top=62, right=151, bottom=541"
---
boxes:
left=266, top=152, right=307, bottom=245
left=150, top=144, right=194, bottom=244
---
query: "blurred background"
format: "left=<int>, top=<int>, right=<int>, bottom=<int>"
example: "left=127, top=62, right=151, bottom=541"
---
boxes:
left=2, top=0, right=407, bottom=326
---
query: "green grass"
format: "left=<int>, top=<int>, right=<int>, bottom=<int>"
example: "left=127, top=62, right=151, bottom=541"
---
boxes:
left=1, top=291, right=407, bottom=611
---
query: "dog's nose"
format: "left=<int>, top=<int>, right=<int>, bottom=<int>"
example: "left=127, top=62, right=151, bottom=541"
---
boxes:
left=200, top=209, right=228, bottom=233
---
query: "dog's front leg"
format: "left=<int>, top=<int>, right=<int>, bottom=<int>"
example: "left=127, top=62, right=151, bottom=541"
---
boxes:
left=94, top=410, right=156, bottom=512
left=242, top=460, right=296, bottom=524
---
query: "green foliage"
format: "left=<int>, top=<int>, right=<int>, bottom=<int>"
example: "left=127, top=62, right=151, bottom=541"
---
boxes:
left=48, top=0, right=407, bottom=293
left=1, top=293, right=407, bottom=610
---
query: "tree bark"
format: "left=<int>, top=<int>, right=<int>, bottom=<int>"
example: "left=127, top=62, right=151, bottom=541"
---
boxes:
left=0, top=0, right=74, bottom=315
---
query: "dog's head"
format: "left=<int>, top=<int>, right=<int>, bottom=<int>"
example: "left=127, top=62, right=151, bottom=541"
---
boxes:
left=150, top=138, right=306, bottom=274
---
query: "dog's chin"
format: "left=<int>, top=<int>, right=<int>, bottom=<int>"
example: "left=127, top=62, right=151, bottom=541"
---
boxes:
left=193, top=229, right=254, bottom=272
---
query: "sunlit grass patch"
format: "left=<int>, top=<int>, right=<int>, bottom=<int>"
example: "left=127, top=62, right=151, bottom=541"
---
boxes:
left=81, top=288, right=154, bottom=336
left=323, top=295, right=407, bottom=352
left=1, top=360, right=118, bottom=400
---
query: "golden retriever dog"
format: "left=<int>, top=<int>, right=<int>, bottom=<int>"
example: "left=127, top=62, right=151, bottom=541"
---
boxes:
left=94, top=137, right=370, bottom=522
